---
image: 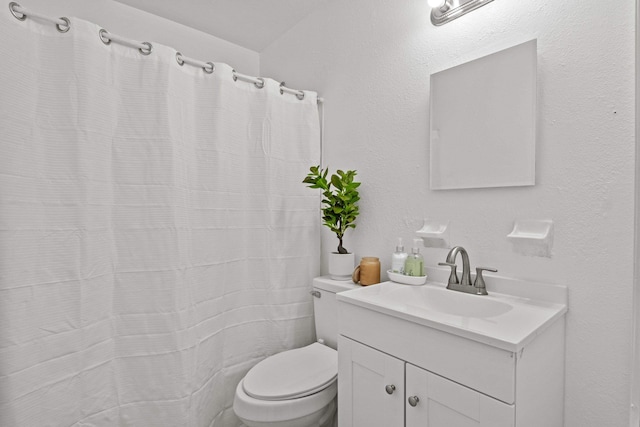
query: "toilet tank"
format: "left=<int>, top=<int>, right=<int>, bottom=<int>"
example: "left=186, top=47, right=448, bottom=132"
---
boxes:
left=312, top=276, right=360, bottom=350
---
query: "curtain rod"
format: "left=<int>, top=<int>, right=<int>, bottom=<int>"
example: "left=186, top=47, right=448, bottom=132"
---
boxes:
left=8, top=2, right=323, bottom=104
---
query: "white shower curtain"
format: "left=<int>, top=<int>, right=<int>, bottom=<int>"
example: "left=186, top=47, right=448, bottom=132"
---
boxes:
left=0, top=9, right=320, bottom=427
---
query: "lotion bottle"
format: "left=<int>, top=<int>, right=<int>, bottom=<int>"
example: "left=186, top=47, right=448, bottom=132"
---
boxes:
left=404, top=238, right=424, bottom=277
left=391, top=238, right=408, bottom=274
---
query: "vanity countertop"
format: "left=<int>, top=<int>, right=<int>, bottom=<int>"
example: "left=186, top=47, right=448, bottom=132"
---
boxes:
left=337, top=277, right=567, bottom=352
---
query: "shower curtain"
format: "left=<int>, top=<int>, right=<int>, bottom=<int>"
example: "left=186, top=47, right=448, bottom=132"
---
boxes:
left=0, top=9, right=320, bottom=427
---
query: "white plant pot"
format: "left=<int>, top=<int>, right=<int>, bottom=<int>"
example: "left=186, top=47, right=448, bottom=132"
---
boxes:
left=329, top=252, right=355, bottom=281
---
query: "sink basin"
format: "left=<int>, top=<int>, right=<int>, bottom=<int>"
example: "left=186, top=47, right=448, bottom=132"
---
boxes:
left=385, top=285, right=513, bottom=318
left=337, top=279, right=567, bottom=351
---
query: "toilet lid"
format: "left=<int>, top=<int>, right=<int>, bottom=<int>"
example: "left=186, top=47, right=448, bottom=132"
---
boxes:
left=243, top=342, right=337, bottom=401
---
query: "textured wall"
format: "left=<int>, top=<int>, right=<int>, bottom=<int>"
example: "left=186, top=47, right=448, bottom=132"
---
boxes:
left=261, top=0, right=636, bottom=425
left=17, top=0, right=259, bottom=75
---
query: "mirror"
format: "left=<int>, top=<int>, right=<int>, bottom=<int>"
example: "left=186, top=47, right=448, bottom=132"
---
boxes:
left=429, top=39, right=537, bottom=190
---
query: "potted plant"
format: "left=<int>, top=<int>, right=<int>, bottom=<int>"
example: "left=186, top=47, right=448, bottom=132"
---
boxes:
left=303, top=165, right=360, bottom=280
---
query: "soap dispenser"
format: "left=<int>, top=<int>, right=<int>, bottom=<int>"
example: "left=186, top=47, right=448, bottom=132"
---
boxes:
left=404, top=238, right=424, bottom=277
left=391, top=238, right=408, bottom=274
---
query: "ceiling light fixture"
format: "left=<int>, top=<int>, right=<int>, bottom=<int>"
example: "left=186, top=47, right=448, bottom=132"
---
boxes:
left=429, top=0, right=496, bottom=26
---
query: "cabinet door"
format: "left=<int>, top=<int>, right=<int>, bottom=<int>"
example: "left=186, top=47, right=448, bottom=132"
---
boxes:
left=406, top=364, right=514, bottom=427
left=338, top=336, right=405, bottom=427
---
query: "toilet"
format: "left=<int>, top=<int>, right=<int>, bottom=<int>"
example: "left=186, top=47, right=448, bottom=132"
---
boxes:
left=233, top=276, right=359, bottom=427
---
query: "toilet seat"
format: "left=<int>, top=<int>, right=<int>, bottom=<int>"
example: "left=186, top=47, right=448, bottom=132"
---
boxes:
left=243, top=342, right=337, bottom=400
left=233, top=343, right=339, bottom=426
left=234, top=378, right=337, bottom=425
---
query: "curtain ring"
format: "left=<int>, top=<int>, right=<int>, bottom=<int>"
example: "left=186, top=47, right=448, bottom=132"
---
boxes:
left=254, top=78, right=265, bottom=89
left=138, top=42, right=152, bottom=56
left=9, top=2, right=26, bottom=21
left=232, top=69, right=238, bottom=81
left=296, top=91, right=305, bottom=100
left=56, top=16, right=70, bottom=33
left=175, top=52, right=185, bottom=66
left=279, top=81, right=285, bottom=95
left=99, top=29, right=111, bottom=45
left=203, top=62, right=215, bottom=74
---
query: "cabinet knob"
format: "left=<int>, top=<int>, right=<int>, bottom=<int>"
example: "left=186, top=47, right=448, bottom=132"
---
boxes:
left=408, top=395, right=420, bottom=407
left=385, top=384, right=396, bottom=395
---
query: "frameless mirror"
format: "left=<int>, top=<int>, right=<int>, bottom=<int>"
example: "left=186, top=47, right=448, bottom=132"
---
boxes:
left=429, top=39, right=537, bottom=190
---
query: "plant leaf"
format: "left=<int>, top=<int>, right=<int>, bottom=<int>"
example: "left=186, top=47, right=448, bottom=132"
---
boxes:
left=330, top=174, right=343, bottom=190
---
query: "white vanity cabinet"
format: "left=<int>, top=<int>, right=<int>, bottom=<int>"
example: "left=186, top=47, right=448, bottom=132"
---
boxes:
left=337, top=336, right=404, bottom=426
left=336, top=279, right=567, bottom=427
left=339, top=336, right=514, bottom=427
left=405, top=362, right=514, bottom=427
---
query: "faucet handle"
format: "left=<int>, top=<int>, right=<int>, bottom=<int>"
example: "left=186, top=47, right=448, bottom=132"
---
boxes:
left=438, top=262, right=459, bottom=285
left=438, top=262, right=456, bottom=267
left=474, top=267, right=498, bottom=295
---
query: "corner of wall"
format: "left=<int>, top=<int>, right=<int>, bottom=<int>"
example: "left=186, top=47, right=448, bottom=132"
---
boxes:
left=630, top=2, right=640, bottom=425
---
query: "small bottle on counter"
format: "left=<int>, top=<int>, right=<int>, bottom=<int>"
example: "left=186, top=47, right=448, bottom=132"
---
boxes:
left=404, top=238, right=424, bottom=277
left=391, top=238, right=408, bottom=274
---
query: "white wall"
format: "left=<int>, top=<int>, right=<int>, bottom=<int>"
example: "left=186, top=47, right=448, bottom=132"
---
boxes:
left=261, top=0, right=636, bottom=426
left=16, top=0, right=259, bottom=75
left=632, top=3, right=640, bottom=425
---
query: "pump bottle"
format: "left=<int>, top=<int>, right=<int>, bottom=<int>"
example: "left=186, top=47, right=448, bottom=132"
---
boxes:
left=404, top=238, right=424, bottom=277
left=391, top=238, right=408, bottom=274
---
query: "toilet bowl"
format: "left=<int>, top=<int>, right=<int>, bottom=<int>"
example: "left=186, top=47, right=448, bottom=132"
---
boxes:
left=233, top=277, right=358, bottom=427
left=233, top=343, right=337, bottom=427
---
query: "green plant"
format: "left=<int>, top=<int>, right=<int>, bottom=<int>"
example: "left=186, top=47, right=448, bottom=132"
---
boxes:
left=303, top=166, right=360, bottom=254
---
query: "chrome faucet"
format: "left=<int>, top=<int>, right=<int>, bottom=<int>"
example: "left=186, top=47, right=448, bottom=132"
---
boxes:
left=438, top=246, right=497, bottom=295
left=444, top=246, right=472, bottom=286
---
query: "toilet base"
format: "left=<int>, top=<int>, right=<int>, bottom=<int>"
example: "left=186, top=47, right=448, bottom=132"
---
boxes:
left=239, top=398, right=335, bottom=427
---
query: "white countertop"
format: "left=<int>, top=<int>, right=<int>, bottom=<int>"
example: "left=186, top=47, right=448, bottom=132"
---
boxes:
left=337, top=279, right=567, bottom=352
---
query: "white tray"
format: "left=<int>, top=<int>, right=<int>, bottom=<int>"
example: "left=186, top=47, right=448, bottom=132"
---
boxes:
left=387, top=270, right=427, bottom=286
